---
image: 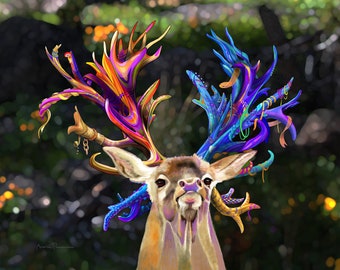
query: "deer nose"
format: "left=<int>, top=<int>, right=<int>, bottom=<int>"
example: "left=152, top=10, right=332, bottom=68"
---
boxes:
left=178, top=178, right=202, bottom=192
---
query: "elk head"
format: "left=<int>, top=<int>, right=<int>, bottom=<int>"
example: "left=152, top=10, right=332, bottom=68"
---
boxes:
left=103, top=147, right=256, bottom=269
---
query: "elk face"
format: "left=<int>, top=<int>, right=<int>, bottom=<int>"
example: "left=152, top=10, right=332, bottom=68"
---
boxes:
left=103, top=147, right=256, bottom=240
left=151, top=155, right=210, bottom=223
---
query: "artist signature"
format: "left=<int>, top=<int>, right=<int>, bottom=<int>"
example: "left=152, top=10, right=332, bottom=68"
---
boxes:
left=36, top=242, right=74, bottom=251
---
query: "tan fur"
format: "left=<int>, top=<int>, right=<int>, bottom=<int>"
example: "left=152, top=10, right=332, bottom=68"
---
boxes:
left=103, top=147, right=256, bottom=270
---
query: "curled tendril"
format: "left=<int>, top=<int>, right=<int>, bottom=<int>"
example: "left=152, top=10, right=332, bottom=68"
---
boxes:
left=37, top=109, right=51, bottom=138
left=211, top=188, right=260, bottom=233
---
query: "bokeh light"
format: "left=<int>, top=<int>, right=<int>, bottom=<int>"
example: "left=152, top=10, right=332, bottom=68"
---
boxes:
left=324, top=197, right=336, bottom=211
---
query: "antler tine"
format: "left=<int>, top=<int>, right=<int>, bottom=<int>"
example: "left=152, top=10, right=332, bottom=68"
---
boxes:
left=211, top=189, right=260, bottom=233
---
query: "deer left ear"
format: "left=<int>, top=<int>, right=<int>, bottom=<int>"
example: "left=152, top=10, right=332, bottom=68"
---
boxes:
left=103, top=147, right=155, bottom=183
left=211, top=150, right=257, bottom=182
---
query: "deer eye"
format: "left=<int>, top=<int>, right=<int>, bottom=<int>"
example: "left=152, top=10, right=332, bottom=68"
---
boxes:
left=203, top=177, right=213, bottom=187
left=155, top=179, right=166, bottom=188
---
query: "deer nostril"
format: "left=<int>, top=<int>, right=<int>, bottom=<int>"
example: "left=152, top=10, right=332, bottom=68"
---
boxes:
left=179, top=181, right=185, bottom=187
left=196, top=179, right=202, bottom=187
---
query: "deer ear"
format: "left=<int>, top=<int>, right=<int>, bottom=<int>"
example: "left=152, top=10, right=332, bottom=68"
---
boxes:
left=103, top=147, right=155, bottom=183
left=211, top=150, right=257, bottom=182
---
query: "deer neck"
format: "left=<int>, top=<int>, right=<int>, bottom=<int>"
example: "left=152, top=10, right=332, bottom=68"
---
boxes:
left=137, top=202, right=226, bottom=270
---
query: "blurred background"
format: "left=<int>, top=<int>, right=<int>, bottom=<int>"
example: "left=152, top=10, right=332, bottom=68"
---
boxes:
left=0, top=0, right=339, bottom=269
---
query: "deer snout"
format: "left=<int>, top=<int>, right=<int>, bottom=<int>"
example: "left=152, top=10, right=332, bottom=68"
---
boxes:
left=178, top=178, right=202, bottom=192
left=175, top=178, right=207, bottom=206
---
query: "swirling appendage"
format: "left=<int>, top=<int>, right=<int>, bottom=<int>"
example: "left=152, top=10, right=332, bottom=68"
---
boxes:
left=279, top=116, right=292, bottom=147
left=221, top=188, right=245, bottom=205
left=39, top=89, right=105, bottom=118
left=37, top=109, right=51, bottom=139
left=237, top=150, right=274, bottom=178
left=103, top=185, right=149, bottom=231
left=219, top=69, right=240, bottom=89
left=211, top=188, right=260, bottom=233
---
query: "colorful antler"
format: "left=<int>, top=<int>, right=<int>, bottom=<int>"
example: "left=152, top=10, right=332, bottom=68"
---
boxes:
left=184, top=29, right=301, bottom=224
left=39, top=22, right=171, bottom=170
left=188, top=29, right=301, bottom=164
left=38, top=21, right=171, bottom=226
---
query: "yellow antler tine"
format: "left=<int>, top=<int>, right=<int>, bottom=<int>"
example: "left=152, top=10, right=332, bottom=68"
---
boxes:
left=146, top=25, right=171, bottom=49
left=37, top=109, right=51, bottom=139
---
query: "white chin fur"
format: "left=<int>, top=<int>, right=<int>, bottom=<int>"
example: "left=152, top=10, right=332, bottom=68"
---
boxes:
left=178, top=192, right=202, bottom=221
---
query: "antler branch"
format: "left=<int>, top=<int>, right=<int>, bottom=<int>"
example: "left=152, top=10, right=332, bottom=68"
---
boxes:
left=68, top=106, right=105, bottom=145
left=211, top=188, right=260, bottom=233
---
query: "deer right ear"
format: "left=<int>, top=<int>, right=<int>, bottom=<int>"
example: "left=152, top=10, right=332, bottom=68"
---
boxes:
left=103, top=147, right=155, bottom=183
left=211, top=150, right=257, bottom=182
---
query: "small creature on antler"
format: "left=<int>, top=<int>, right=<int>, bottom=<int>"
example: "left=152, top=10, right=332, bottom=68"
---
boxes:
left=38, top=22, right=301, bottom=269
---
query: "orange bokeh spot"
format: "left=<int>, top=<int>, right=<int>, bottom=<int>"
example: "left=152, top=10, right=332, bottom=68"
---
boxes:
left=213, top=214, right=221, bottom=222
left=85, top=26, right=93, bottom=35
left=104, top=24, right=115, bottom=35
left=252, top=217, right=259, bottom=224
left=324, top=197, right=336, bottom=211
left=0, top=176, right=6, bottom=183
left=107, top=24, right=115, bottom=32
left=93, top=35, right=101, bottom=42
left=91, top=23, right=128, bottom=42
left=0, top=195, right=5, bottom=202
left=316, top=194, right=325, bottom=205
left=30, top=110, right=40, bottom=119
left=28, top=123, right=35, bottom=131
left=326, top=256, right=335, bottom=267
left=8, top=183, right=16, bottom=190
left=20, top=124, right=27, bottom=131
left=25, top=187, right=33, bottom=196
left=17, top=189, right=24, bottom=196
left=288, top=197, right=296, bottom=207
left=116, top=22, right=129, bottom=34
left=93, top=25, right=108, bottom=42
left=188, top=16, right=198, bottom=28
left=94, top=25, right=104, bottom=35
